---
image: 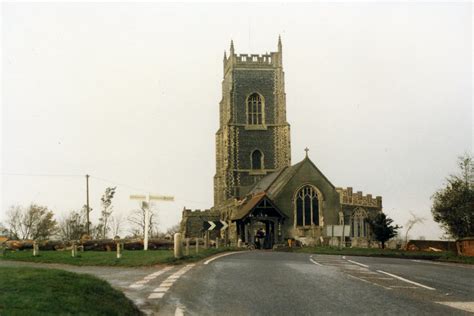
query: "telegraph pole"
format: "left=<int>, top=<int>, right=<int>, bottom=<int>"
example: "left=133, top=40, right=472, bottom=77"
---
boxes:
left=86, top=174, right=90, bottom=236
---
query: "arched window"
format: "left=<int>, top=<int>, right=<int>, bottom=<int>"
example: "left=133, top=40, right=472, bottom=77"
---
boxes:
left=251, top=150, right=263, bottom=170
left=295, top=185, right=320, bottom=227
left=351, top=208, right=368, bottom=237
left=247, top=93, right=264, bottom=125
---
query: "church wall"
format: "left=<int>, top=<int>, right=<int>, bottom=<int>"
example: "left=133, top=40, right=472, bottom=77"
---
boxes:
left=232, top=69, right=276, bottom=125
left=271, top=161, right=341, bottom=243
left=237, top=127, right=276, bottom=171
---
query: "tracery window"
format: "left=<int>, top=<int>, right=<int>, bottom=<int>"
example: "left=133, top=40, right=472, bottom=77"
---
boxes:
left=251, top=150, right=263, bottom=170
left=351, top=208, right=368, bottom=237
left=247, top=93, right=264, bottom=125
left=295, top=185, right=319, bottom=227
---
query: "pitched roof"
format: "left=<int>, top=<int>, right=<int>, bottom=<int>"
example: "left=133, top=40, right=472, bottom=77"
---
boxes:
left=231, top=192, right=288, bottom=221
left=247, top=157, right=336, bottom=199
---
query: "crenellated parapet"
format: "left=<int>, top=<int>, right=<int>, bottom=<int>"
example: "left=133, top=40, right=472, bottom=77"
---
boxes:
left=180, top=207, right=221, bottom=238
left=336, top=187, right=382, bottom=208
left=223, top=39, right=283, bottom=76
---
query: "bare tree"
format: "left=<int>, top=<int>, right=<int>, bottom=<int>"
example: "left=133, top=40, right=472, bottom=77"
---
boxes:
left=58, top=210, right=86, bottom=241
left=0, top=222, right=9, bottom=236
left=98, top=187, right=117, bottom=239
left=166, top=224, right=180, bottom=236
left=110, top=213, right=124, bottom=238
left=127, top=203, right=158, bottom=238
left=6, top=204, right=58, bottom=240
left=404, top=211, right=425, bottom=249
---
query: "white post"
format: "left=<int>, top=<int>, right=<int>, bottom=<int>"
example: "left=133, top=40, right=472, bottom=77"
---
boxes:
left=71, top=242, right=77, bottom=257
left=116, top=242, right=122, bottom=259
left=238, top=238, right=242, bottom=248
left=215, top=238, right=219, bottom=249
left=174, top=233, right=182, bottom=259
left=144, top=194, right=150, bottom=251
left=33, top=241, right=39, bottom=257
left=195, top=238, right=199, bottom=254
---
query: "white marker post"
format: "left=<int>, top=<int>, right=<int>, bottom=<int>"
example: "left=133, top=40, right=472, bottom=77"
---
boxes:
left=130, top=193, right=174, bottom=251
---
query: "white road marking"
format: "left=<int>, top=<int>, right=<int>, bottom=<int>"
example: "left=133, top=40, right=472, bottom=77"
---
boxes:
left=175, top=307, right=185, bottom=316
left=347, top=259, right=369, bottom=268
left=147, top=264, right=196, bottom=300
left=389, top=285, right=418, bottom=289
left=435, top=301, right=474, bottom=313
left=161, top=282, right=174, bottom=286
left=376, top=270, right=436, bottom=291
left=342, top=256, right=346, bottom=259
left=347, top=274, right=392, bottom=290
left=148, top=293, right=165, bottom=299
left=203, top=251, right=245, bottom=264
left=129, top=266, right=174, bottom=289
left=309, top=256, right=323, bottom=266
left=360, top=277, right=394, bottom=280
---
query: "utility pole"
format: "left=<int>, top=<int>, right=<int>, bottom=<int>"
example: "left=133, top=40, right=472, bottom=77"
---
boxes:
left=86, top=174, right=90, bottom=236
left=130, top=193, right=174, bottom=250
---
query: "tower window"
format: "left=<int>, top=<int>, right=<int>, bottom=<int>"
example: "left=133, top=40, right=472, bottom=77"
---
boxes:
left=247, top=93, right=264, bottom=125
left=251, top=150, right=263, bottom=170
left=294, top=185, right=320, bottom=227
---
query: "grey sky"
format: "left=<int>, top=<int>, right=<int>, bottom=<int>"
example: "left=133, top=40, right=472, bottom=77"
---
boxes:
left=1, top=2, right=472, bottom=239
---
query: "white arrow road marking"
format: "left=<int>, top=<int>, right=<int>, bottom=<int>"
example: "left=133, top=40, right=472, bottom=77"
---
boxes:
left=220, top=220, right=228, bottom=230
left=208, top=221, right=216, bottom=231
left=376, top=270, right=436, bottom=290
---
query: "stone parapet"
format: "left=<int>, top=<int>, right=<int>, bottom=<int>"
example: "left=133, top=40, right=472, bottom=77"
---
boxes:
left=180, top=208, right=221, bottom=238
left=336, top=187, right=382, bottom=208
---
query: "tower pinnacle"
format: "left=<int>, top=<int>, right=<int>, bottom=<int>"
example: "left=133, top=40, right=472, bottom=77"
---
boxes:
left=278, top=35, right=282, bottom=52
left=230, top=40, right=235, bottom=55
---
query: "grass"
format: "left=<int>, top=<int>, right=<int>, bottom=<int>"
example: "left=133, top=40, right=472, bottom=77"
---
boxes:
left=0, top=247, right=239, bottom=267
left=285, top=246, right=474, bottom=264
left=0, top=267, right=141, bottom=315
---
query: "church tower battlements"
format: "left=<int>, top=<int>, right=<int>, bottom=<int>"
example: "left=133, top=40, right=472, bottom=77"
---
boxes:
left=214, top=37, right=291, bottom=206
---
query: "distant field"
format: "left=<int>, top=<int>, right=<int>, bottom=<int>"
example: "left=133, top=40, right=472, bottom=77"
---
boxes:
left=289, top=246, right=474, bottom=264
left=0, top=247, right=238, bottom=267
left=0, top=267, right=141, bottom=315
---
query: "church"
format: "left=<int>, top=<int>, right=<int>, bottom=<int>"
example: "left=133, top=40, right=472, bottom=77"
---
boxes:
left=181, top=37, right=383, bottom=248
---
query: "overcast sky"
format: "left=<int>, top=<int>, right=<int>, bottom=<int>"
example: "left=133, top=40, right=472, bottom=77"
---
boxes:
left=1, top=2, right=472, bottom=239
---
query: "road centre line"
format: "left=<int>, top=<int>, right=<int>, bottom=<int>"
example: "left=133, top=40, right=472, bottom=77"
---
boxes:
left=376, top=270, right=436, bottom=291
left=204, top=251, right=245, bottom=265
left=346, top=259, right=369, bottom=268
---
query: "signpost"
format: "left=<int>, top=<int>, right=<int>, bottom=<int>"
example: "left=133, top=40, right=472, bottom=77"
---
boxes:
left=130, top=193, right=174, bottom=251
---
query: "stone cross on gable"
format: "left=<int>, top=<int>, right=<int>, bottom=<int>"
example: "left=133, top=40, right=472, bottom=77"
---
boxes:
left=304, top=147, right=309, bottom=157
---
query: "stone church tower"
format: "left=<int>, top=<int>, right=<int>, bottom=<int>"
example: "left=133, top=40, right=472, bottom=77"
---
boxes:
left=214, top=37, right=291, bottom=206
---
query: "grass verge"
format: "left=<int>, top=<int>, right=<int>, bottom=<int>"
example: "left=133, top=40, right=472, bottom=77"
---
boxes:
left=0, top=247, right=240, bottom=267
left=282, top=246, right=474, bottom=264
left=0, top=267, right=141, bottom=315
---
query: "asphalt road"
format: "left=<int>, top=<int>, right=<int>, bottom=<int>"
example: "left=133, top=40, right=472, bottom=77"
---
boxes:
left=157, top=252, right=474, bottom=316
left=2, top=252, right=473, bottom=315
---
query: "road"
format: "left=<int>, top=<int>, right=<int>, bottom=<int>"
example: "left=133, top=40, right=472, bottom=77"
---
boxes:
left=2, top=252, right=473, bottom=315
